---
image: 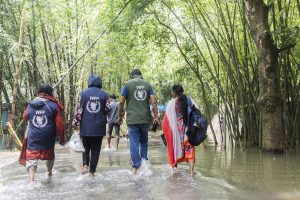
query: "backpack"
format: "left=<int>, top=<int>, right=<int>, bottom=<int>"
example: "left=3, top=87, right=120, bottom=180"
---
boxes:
left=187, top=98, right=208, bottom=146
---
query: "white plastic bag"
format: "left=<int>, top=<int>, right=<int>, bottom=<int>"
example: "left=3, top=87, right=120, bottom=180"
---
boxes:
left=68, top=131, right=85, bottom=153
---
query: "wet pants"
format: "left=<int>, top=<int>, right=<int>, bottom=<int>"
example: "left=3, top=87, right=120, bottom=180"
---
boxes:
left=128, top=124, right=149, bottom=169
left=26, top=159, right=54, bottom=172
left=81, top=136, right=103, bottom=173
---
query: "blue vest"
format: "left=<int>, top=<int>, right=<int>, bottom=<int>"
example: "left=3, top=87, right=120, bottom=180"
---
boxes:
left=26, top=97, right=58, bottom=150
left=79, top=87, right=108, bottom=137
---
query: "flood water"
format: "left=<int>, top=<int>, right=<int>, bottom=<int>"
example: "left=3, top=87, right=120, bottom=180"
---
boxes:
left=0, top=134, right=300, bottom=200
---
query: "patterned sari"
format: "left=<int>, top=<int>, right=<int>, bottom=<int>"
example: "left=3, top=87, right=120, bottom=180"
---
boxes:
left=174, top=99, right=195, bottom=164
left=162, top=98, right=195, bottom=168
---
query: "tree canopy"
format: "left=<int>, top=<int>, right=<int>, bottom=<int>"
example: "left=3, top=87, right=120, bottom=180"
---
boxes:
left=0, top=0, right=299, bottom=150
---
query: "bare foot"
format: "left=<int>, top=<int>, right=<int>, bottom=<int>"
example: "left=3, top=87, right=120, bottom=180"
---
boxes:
left=89, top=173, right=95, bottom=177
left=190, top=171, right=195, bottom=177
left=48, top=171, right=52, bottom=176
left=81, top=165, right=89, bottom=175
left=132, top=168, right=138, bottom=175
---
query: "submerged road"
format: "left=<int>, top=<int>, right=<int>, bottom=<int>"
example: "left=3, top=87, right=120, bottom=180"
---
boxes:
left=0, top=135, right=299, bottom=200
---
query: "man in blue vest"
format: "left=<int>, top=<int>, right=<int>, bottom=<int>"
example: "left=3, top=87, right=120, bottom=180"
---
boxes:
left=22, top=84, right=65, bottom=182
left=118, top=69, right=159, bottom=174
left=72, top=74, right=109, bottom=176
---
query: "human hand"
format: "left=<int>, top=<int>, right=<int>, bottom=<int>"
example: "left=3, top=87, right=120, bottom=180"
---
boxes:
left=152, top=118, right=160, bottom=132
left=72, top=120, right=79, bottom=130
left=153, top=118, right=160, bottom=125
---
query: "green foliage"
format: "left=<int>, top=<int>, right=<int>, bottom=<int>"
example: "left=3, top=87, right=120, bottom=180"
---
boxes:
left=0, top=0, right=299, bottom=147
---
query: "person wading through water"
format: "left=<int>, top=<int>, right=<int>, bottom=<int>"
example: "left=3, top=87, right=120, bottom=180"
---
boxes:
left=107, top=94, right=121, bottom=150
left=72, top=74, right=109, bottom=176
left=21, top=84, right=65, bottom=182
left=118, top=69, right=159, bottom=174
left=162, top=84, right=198, bottom=176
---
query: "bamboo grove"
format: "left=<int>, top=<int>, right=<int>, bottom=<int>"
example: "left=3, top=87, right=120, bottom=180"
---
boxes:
left=0, top=0, right=299, bottom=151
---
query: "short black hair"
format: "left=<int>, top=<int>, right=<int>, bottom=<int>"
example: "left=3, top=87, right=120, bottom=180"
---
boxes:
left=130, top=69, right=142, bottom=77
left=109, top=94, right=117, bottom=99
left=38, top=84, right=53, bottom=96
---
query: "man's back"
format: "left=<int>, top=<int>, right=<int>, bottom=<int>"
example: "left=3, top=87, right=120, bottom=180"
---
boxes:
left=107, top=100, right=119, bottom=124
left=123, top=77, right=153, bottom=125
left=118, top=69, right=159, bottom=172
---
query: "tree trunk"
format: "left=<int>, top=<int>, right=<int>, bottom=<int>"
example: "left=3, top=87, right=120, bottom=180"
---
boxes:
left=0, top=0, right=4, bottom=136
left=244, top=0, right=284, bottom=152
left=0, top=53, right=3, bottom=136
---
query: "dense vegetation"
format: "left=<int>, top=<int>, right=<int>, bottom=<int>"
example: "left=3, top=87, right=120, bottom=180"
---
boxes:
left=0, top=0, right=299, bottom=150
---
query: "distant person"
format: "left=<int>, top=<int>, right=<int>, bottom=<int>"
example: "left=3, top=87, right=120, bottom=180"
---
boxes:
left=118, top=69, right=159, bottom=174
left=22, top=84, right=65, bottom=182
left=162, top=84, right=197, bottom=176
left=107, top=94, right=120, bottom=150
left=219, top=116, right=224, bottom=144
left=72, top=74, right=109, bottom=176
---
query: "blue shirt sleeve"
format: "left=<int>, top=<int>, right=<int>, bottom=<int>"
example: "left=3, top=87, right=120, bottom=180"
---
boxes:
left=121, top=85, right=127, bottom=97
left=149, top=86, right=154, bottom=96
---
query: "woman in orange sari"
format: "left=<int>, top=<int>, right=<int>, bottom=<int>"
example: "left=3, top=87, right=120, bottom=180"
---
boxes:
left=162, top=84, right=195, bottom=176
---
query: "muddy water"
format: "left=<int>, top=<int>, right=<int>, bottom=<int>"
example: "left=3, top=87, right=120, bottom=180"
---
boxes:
left=0, top=135, right=299, bottom=200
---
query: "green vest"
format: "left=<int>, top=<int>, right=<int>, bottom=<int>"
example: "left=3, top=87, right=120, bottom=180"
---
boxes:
left=125, top=77, right=152, bottom=125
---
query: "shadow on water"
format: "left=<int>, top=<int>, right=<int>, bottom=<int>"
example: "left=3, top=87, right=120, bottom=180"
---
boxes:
left=0, top=135, right=300, bottom=200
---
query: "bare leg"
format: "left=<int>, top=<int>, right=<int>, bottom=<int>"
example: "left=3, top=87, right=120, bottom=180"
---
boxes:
left=26, top=160, right=38, bottom=182
left=46, top=159, right=54, bottom=176
left=115, top=136, right=120, bottom=150
left=28, top=166, right=36, bottom=182
left=107, top=135, right=112, bottom=149
left=188, top=160, right=195, bottom=176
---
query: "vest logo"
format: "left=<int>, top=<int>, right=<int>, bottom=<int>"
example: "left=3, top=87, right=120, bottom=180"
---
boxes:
left=134, top=86, right=147, bottom=101
left=32, top=110, right=48, bottom=128
left=87, top=96, right=101, bottom=113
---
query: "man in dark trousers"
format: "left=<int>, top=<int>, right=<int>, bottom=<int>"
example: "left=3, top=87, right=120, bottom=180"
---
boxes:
left=72, top=74, right=109, bottom=176
left=22, top=84, right=65, bottom=182
left=118, top=69, right=159, bottom=174
left=107, top=94, right=120, bottom=150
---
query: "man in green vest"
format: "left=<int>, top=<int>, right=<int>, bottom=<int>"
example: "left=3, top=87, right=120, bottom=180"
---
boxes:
left=118, top=69, right=159, bottom=174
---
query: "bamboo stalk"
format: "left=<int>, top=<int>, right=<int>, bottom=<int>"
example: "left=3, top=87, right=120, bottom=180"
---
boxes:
left=6, top=122, right=22, bottom=150
left=53, top=0, right=133, bottom=89
left=11, top=7, right=26, bottom=128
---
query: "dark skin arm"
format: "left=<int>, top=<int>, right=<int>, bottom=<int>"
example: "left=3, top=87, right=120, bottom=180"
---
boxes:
left=118, top=96, right=126, bottom=124
left=150, top=95, right=160, bottom=124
